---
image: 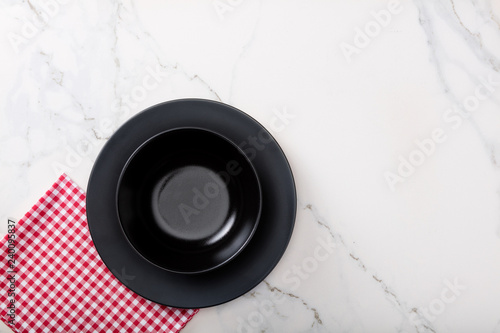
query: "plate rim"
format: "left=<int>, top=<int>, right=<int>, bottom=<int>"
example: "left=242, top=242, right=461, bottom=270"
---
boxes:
left=86, top=98, right=297, bottom=308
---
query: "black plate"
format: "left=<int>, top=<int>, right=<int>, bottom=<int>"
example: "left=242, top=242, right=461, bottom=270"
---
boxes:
left=117, top=127, right=262, bottom=274
left=86, top=99, right=296, bottom=308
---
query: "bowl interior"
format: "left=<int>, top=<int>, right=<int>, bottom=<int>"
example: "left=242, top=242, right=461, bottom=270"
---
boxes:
left=116, top=128, right=261, bottom=274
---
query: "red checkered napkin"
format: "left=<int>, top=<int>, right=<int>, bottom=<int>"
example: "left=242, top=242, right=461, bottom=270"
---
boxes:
left=1, top=174, right=198, bottom=333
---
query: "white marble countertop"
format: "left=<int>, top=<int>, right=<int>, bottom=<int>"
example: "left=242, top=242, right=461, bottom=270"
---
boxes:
left=1, top=0, right=500, bottom=332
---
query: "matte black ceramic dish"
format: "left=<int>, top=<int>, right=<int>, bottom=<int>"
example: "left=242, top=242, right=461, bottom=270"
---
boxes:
left=86, top=99, right=296, bottom=308
left=117, top=128, right=262, bottom=274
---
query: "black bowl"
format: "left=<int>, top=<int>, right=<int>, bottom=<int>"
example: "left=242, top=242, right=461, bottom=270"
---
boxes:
left=116, top=127, right=262, bottom=274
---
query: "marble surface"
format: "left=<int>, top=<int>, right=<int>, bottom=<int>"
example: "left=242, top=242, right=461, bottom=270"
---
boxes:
left=1, top=0, right=500, bottom=332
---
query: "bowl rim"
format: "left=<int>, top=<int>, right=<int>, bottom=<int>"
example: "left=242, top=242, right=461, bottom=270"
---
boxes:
left=115, top=126, right=263, bottom=274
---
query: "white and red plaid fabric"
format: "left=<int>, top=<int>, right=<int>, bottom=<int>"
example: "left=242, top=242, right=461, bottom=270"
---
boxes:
left=1, top=174, right=198, bottom=333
